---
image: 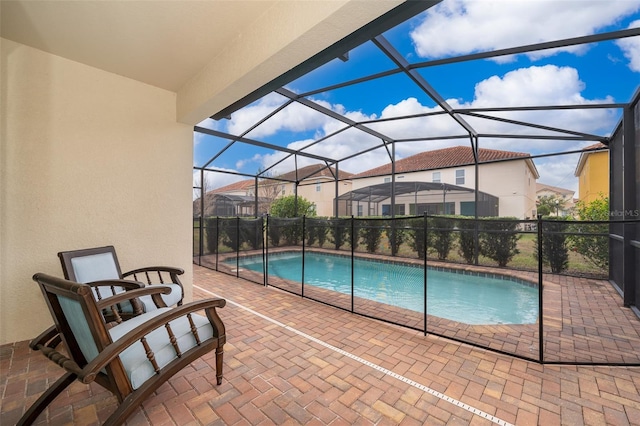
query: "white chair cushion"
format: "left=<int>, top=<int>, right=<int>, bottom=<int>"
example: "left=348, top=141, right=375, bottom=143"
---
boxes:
left=71, top=253, right=119, bottom=282
left=109, top=308, right=214, bottom=390
left=137, top=284, right=182, bottom=311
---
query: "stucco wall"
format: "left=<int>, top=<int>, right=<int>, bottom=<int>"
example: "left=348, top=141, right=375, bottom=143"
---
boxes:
left=579, top=151, right=609, bottom=203
left=0, top=39, right=193, bottom=344
left=349, top=160, right=537, bottom=219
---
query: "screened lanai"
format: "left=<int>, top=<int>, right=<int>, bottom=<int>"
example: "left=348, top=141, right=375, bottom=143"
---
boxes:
left=335, top=181, right=499, bottom=217
left=193, top=0, right=640, bottom=364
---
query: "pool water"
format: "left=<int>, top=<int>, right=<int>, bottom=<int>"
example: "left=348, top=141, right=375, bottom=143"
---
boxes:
left=234, top=252, right=538, bottom=325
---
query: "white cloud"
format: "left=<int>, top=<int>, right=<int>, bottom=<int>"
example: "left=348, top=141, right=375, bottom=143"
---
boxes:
left=534, top=154, right=583, bottom=194
left=616, top=20, right=640, bottom=71
left=411, top=0, right=640, bottom=61
left=238, top=66, right=616, bottom=175
left=226, top=93, right=346, bottom=138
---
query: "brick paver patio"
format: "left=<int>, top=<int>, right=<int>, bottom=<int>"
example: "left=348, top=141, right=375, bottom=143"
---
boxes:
left=2, top=265, right=640, bottom=425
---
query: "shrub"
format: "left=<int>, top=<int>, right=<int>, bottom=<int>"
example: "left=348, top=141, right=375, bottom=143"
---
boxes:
left=428, top=216, right=456, bottom=260
left=537, top=216, right=570, bottom=273
left=270, top=195, right=316, bottom=217
left=204, top=217, right=218, bottom=254
left=307, top=218, right=329, bottom=247
left=358, top=220, right=383, bottom=253
left=220, top=218, right=240, bottom=251
left=240, top=218, right=263, bottom=250
left=569, top=195, right=609, bottom=270
left=407, top=217, right=427, bottom=259
left=456, top=217, right=477, bottom=264
left=386, top=218, right=408, bottom=256
left=267, top=217, right=281, bottom=247
left=329, top=218, right=351, bottom=250
left=479, top=217, right=521, bottom=267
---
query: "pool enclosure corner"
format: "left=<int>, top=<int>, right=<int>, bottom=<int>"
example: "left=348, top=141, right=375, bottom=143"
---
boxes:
left=193, top=4, right=640, bottom=367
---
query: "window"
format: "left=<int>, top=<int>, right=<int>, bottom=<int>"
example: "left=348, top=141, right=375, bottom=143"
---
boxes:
left=410, top=203, right=454, bottom=215
left=384, top=177, right=391, bottom=183
left=456, top=169, right=465, bottom=185
left=357, top=205, right=363, bottom=216
left=382, top=204, right=406, bottom=216
left=316, top=179, right=321, bottom=192
left=432, top=171, right=441, bottom=183
left=281, top=184, right=285, bottom=195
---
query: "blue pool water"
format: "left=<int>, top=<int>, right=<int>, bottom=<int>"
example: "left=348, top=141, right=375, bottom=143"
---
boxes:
left=234, top=252, right=538, bottom=325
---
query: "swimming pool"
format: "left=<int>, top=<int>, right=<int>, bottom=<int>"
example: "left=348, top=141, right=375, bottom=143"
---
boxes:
left=232, top=251, right=538, bottom=325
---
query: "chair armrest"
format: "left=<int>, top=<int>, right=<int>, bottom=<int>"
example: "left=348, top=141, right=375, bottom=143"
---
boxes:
left=122, top=266, right=184, bottom=281
left=85, top=279, right=144, bottom=291
left=94, top=285, right=172, bottom=310
left=122, top=267, right=185, bottom=306
left=78, top=299, right=226, bottom=384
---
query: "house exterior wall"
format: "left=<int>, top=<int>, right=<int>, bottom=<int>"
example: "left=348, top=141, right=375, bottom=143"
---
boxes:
left=284, top=179, right=352, bottom=217
left=1, top=39, right=193, bottom=344
left=350, top=160, right=536, bottom=219
left=578, top=151, right=609, bottom=203
left=536, top=187, right=575, bottom=216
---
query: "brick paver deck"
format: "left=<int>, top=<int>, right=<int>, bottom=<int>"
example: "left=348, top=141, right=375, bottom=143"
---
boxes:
left=2, top=265, right=640, bottom=425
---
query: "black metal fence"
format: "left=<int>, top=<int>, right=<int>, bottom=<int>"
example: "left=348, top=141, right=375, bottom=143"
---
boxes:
left=194, top=214, right=640, bottom=366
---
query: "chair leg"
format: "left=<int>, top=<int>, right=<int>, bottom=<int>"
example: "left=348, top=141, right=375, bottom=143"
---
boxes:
left=17, top=372, right=76, bottom=426
left=216, top=346, right=224, bottom=385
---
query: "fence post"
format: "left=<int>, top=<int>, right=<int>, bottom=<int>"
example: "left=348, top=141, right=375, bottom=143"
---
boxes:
left=265, top=215, right=269, bottom=287
left=236, top=216, right=240, bottom=278
left=537, top=214, right=544, bottom=363
left=215, top=216, right=219, bottom=271
left=302, top=215, right=306, bottom=298
left=424, top=212, right=428, bottom=336
left=351, top=215, right=355, bottom=313
left=198, top=216, right=203, bottom=266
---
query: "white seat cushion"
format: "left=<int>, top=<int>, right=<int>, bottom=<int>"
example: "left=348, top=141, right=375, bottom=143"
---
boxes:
left=137, top=284, right=182, bottom=311
left=109, top=308, right=214, bottom=390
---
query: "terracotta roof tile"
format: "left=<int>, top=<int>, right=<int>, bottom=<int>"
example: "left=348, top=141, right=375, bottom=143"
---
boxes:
left=276, top=164, right=353, bottom=182
left=353, top=146, right=531, bottom=178
left=583, top=142, right=607, bottom=150
left=210, top=179, right=254, bottom=194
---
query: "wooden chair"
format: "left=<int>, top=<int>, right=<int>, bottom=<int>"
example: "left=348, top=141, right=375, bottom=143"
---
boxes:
left=19, top=273, right=226, bottom=426
left=58, top=246, right=184, bottom=312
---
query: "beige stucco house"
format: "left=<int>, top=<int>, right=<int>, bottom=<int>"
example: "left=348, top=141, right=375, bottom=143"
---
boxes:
left=200, top=164, right=353, bottom=217
left=536, top=183, right=576, bottom=217
left=1, top=1, right=405, bottom=345
left=348, top=146, right=539, bottom=219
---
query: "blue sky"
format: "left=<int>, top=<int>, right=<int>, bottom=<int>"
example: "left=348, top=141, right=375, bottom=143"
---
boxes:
left=195, top=0, right=640, bottom=194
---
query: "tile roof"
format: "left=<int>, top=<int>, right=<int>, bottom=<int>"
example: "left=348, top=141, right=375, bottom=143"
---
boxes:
left=208, top=164, right=353, bottom=195
left=583, top=142, right=607, bottom=150
left=210, top=179, right=254, bottom=194
left=353, top=146, right=531, bottom=178
left=536, top=182, right=574, bottom=196
left=275, top=164, right=354, bottom=182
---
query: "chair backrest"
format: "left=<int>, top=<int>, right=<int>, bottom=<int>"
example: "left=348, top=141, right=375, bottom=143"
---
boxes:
left=34, top=273, right=114, bottom=365
left=59, top=246, right=123, bottom=282
left=33, top=273, right=131, bottom=394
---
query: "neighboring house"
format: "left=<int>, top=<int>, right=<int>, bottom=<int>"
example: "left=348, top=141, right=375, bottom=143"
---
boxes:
left=347, top=146, right=539, bottom=219
left=194, top=179, right=258, bottom=217
left=273, top=164, right=354, bottom=216
left=198, top=164, right=353, bottom=217
left=536, top=183, right=575, bottom=216
left=574, top=142, right=609, bottom=203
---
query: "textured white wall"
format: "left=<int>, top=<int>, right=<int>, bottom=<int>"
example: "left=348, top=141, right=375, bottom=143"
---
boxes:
left=1, top=39, right=193, bottom=343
